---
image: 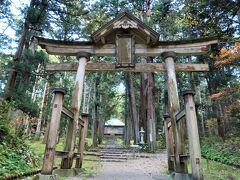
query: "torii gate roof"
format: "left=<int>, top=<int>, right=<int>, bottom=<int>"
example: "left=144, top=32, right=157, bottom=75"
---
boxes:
left=91, top=11, right=159, bottom=45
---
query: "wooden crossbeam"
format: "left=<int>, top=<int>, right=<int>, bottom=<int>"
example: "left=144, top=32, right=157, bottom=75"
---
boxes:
left=46, top=62, right=209, bottom=72
left=175, top=109, right=185, bottom=122
left=55, top=151, right=81, bottom=158
left=61, top=107, right=84, bottom=126
left=167, top=121, right=172, bottom=128
left=37, top=37, right=218, bottom=56
left=170, top=155, right=189, bottom=162
left=168, top=109, right=186, bottom=128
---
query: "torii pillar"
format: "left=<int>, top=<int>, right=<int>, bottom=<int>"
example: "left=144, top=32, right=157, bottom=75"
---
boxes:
left=39, top=88, right=66, bottom=180
left=162, top=52, right=187, bottom=173
left=61, top=52, right=90, bottom=169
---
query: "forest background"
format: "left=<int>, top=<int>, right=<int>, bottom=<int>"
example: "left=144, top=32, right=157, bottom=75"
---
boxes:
left=0, top=0, right=240, bottom=179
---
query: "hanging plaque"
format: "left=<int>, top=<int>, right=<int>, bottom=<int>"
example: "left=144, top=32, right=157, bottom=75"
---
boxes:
left=116, top=34, right=135, bottom=68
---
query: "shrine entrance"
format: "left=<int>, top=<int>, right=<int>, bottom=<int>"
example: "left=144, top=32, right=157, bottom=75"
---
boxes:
left=36, top=11, right=218, bottom=180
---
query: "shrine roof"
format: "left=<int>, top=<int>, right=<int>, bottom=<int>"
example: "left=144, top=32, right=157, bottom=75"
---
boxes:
left=36, top=36, right=218, bottom=46
left=91, top=10, right=160, bottom=45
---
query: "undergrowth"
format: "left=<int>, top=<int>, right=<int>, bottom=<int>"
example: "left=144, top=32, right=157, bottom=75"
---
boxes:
left=201, top=136, right=240, bottom=167
left=0, top=101, right=40, bottom=179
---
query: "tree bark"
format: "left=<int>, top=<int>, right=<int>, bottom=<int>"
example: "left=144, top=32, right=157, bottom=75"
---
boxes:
left=126, top=73, right=139, bottom=144
left=140, top=58, right=148, bottom=141
left=4, top=0, right=48, bottom=97
left=98, top=119, right=104, bottom=144
left=35, top=79, right=49, bottom=139
left=124, top=75, right=131, bottom=145
left=4, top=21, right=30, bottom=97
left=146, top=57, right=156, bottom=151
left=92, top=74, right=99, bottom=147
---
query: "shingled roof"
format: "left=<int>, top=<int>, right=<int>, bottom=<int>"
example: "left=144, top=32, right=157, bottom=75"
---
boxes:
left=91, top=11, right=160, bottom=46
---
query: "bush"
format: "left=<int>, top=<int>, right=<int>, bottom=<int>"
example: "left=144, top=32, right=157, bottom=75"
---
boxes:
left=0, top=101, right=40, bottom=178
left=201, top=136, right=240, bottom=167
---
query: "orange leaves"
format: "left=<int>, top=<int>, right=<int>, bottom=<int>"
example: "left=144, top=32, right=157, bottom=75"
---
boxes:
left=210, top=87, right=238, bottom=100
left=213, top=42, right=240, bottom=67
left=210, top=91, right=224, bottom=100
left=236, top=42, right=240, bottom=51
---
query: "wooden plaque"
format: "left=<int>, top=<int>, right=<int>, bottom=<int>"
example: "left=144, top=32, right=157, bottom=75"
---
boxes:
left=116, top=34, right=135, bottom=67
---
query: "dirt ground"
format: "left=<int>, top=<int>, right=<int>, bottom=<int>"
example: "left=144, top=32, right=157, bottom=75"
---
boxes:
left=67, top=136, right=169, bottom=180
left=89, top=152, right=169, bottom=180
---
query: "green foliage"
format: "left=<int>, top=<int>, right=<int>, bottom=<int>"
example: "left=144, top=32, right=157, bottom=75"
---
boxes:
left=0, top=101, right=13, bottom=140
left=6, top=90, right=39, bottom=117
left=0, top=142, right=40, bottom=178
left=201, top=136, right=240, bottom=167
left=200, top=158, right=240, bottom=180
left=0, top=101, right=40, bottom=178
left=2, top=49, right=50, bottom=116
left=0, top=144, right=32, bottom=178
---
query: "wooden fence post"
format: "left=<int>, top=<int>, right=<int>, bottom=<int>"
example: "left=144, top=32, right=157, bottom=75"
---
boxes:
left=182, top=90, right=203, bottom=180
left=61, top=52, right=90, bottom=169
left=41, top=88, right=66, bottom=175
left=162, top=52, right=187, bottom=173
left=75, top=113, right=89, bottom=168
left=164, top=114, right=175, bottom=172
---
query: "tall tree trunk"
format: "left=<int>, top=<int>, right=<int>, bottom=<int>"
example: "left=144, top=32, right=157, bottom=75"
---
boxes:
left=97, top=94, right=104, bottom=144
left=98, top=119, right=104, bottom=144
left=92, top=74, right=99, bottom=147
left=84, top=78, right=94, bottom=113
left=31, top=64, right=41, bottom=102
left=205, top=55, right=226, bottom=139
left=124, top=75, right=131, bottom=145
left=4, top=21, right=30, bottom=97
left=146, top=57, right=156, bottom=151
left=35, top=79, right=49, bottom=139
left=126, top=73, right=139, bottom=144
left=217, top=103, right=225, bottom=140
left=206, top=74, right=225, bottom=139
left=198, top=86, right=205, bottom=136
left=4, top=0, right=48, bottom=97
left=140, top=58, right=148, bottom=142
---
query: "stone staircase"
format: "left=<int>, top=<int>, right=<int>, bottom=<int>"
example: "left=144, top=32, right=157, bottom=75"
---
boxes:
left=85, top=136, right=153, bottom=162
left=86, top=146, right=132, bottom=162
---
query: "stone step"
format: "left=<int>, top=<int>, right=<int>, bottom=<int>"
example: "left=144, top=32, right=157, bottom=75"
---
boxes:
left=84, top=158, right=126, bottom=162
left=100, top=155, right=128, bottom=160
left=100, top=159, right=126, bottom=162
left=85, top=151, right=132, bottom=156
left=100, top=151, right=124, bottom=154
left=84, top=152, right=102, bottom=156
left=89, top=146, right=125, bottom=150
left=100, top=149, right=132, bottom=153
left=99, top=153, right=131, bottom=157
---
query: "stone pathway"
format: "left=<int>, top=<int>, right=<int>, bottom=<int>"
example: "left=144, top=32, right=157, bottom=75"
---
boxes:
left=88, top=136, right=169, bottom=180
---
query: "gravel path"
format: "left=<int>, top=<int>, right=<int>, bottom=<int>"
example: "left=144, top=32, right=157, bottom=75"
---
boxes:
left=90, top=152, right=169, bottom=180
left=67, top=136, right=169, bottom=180
left=88, top=136, right=169, bottom=180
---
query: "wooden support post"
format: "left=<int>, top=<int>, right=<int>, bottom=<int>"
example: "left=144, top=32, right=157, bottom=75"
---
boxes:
left=182, top=90, right=203, bottom=180
left=41, top=88, right=66, bottom=175
left=164, top=114, right=175, bottom=172
left=162, top=52, right=187, bottom=173
left=76, top=113, right=89, bottom=168
left=61, top=52, right=90, bottom=169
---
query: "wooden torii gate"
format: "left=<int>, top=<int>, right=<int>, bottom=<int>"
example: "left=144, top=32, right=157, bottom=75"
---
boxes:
left=36, top=11, right=218, bottom=180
